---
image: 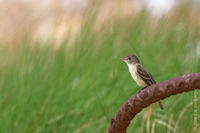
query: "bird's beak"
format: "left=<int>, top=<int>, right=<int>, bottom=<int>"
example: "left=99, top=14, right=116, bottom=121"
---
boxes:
left=120, top=57, right=127, bottom=61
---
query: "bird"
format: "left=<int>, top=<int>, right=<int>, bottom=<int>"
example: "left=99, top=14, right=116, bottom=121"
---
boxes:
left=120, top=54, right=163, bottom=110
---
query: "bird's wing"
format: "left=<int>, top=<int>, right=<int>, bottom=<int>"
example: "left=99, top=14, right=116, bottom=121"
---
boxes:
left=136, top=64, right=156, bottom=86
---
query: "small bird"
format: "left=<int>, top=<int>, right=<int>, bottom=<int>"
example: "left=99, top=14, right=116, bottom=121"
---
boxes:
left=120, top=54, right=163, bottom=110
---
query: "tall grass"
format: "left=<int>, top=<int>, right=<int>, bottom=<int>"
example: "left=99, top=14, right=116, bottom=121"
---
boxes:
left=0, top=11, right=199, bottom=133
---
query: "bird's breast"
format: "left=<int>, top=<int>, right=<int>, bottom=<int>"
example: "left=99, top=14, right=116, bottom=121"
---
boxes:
left=128, top=64, right=147, bottom=87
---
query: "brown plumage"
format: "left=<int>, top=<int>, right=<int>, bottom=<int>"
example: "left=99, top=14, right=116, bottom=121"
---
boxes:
left=136, top=64, right=163, bottom=110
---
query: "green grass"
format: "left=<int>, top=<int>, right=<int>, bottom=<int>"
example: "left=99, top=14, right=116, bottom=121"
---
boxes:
left=0, top=13, right=200, bottom=133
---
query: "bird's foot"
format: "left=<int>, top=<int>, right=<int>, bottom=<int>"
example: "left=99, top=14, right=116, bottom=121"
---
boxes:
left=137, top=86, right=148, bottom=94
left=141, top=86, right=147, bottom=90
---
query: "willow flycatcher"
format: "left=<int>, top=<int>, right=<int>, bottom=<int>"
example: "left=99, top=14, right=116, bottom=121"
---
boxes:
left=120, top=54, right=163, bottom=110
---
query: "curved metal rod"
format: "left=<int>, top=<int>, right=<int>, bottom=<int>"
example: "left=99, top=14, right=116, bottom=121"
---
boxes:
left=108, top=73, right=200, bottom=133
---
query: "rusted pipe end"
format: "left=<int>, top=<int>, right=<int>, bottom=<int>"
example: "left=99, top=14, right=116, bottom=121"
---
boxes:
left=108, top=73, right=200, bottom=133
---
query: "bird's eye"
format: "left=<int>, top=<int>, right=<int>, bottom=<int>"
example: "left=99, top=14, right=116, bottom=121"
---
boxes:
left=128, top=57, right=131, bottom=60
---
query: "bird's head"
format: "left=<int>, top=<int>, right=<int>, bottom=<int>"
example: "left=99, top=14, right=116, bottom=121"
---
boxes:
left=120, top=54, right=140, bottom=65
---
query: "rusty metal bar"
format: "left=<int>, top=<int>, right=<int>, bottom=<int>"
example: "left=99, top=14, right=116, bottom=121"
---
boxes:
left=108, top=73, right=200, bottom=133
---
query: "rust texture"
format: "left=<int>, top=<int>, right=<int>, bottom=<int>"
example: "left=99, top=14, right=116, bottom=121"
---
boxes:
left=108, top=73, right=200, bottom=133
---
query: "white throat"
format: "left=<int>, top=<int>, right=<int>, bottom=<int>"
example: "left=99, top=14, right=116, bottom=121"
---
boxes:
left=127, top=63, right=138, bottom=81
left=126, top=63, right=146, bottom=87
left=127, top=63, right=136, bottom=76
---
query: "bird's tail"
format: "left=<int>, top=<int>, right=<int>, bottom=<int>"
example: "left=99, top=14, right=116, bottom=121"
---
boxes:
left=158, top=101, right=164, bottom=110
